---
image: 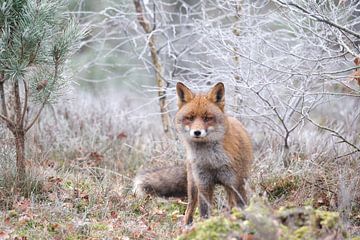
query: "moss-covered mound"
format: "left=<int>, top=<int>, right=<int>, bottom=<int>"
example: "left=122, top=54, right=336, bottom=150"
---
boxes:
left=177, top=198, right=347, bottom=240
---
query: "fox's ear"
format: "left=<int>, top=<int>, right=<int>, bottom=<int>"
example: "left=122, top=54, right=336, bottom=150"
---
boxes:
left=176, top=82, right=194, bottom=108
left=207, top=82, right=225, bottom=111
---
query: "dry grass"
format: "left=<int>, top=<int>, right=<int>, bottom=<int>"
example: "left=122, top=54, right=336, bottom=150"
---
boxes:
left=0, top=91, right=359, bottom=239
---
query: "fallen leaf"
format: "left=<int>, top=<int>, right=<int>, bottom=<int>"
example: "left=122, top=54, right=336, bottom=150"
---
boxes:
left=89, top=151, right=103, bottom=166
left=18, top=214, right=32, bottom=225
left=14, top=199, right=31, bottom=213
left=242, top=233, right=254, bottom=240
left=353, top=57, right=360, bottom=86
left=110, top=211, right=118, bottom=219
left=117, top=132, right=127, bottom=140
left=0, top=231, right=10, bottom=240
left=4, top=217, right=11, bottom=225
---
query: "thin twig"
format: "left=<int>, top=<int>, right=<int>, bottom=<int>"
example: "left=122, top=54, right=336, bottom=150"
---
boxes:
left=133, top=0, right=174, bottom=138
left=274, top=0, right=360, bottom=39
left=0, top=113, right=14, bottom=130
left=307, top=117, right=360, bottom=152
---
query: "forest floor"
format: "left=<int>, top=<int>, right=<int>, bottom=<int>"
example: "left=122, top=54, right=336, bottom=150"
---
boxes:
left=0, top=156, right=359, bottom=239
left=0, top=96, right=359, bottom=239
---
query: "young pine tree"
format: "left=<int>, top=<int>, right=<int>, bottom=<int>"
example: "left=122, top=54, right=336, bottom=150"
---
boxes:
left=0, top=0, right=84, bottom=180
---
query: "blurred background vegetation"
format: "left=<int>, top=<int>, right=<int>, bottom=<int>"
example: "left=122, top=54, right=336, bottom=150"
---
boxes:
left=0, top=0, right=359, bottom=239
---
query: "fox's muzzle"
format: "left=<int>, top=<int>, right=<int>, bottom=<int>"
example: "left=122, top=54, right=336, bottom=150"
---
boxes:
left=190, top=129, right=207, bottom=138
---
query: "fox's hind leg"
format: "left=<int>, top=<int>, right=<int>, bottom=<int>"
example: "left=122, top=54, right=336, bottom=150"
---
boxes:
left=218, top=167, right=247, bottom=209
left=221, top=175, right=247, bottom=208
left=232, top=179, right=247, bottom=208
left=225, top=186, right=236, bottom=209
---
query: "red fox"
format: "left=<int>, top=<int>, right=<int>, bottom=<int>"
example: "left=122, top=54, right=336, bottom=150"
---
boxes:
left=134, top=82, right=253, bottom=224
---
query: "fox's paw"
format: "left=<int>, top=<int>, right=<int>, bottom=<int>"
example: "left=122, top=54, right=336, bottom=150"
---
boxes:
left=181, top=222, right=194, bottom=233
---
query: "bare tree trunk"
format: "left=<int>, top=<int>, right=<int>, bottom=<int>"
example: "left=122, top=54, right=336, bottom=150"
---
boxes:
left=133, top=0, right=174, bottom=139
left=0, top=73, right=7, bottom=117
left=283, top=137, right=290, bottom=168
left=232, top=2, right=242, bottom=112
left=0, top=74, right=27, bottom=179
left=14, top=129, right=26, bottom=178
left=13, top=80, right=26, bottom=179
left=232, top=1, right=241, bottom=79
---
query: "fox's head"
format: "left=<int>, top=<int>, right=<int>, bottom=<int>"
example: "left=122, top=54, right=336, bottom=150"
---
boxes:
left=175, top=82, right=227, bottom=143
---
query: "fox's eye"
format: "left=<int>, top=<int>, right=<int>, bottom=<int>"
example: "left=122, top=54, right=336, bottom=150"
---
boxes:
left=185, top=116, right=194, bottom=121
left=203, top=116, right=214, bottom=122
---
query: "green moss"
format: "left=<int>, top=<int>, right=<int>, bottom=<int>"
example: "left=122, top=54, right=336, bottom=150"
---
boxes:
left=176, top=216, right=241, bottom=240
left=277, top=206, right=312, bottom=227
left=243, top=198, right=279, bottom=237
left=65, top=235, right=81, bottom=240
left=25, top=219, right=39, bottom=229
left=92, top=223, right=109, bottom=231
left=8, top=209, right=18, bottom=217
left=63, top=180, right=74, bottom=190
left=130, top=198, right=149, bottom=216
left=231, top=207, right=245, bottom=220
left=303, top=198, right=313, bottom=206
left=262, top=176, right=300, bottom=201
left=314, top=210, right=339, bottom=229
left=292, top=226, right=313, bottom=240
left=75, top=201, right=88, bottom=213
left=176, top=197, right=346, bottom=240
left=157, top=201, right=189, bottom=222
left=159, top=201, right=187, bottom=215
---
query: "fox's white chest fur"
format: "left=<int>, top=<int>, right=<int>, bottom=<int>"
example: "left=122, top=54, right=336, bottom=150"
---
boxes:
left=185, top=141, right=236, bottom=186
left=186, top=141, right=230, bottom=168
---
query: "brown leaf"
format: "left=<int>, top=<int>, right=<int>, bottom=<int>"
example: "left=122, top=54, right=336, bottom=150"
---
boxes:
left=110, top=211, right=118, bottom=219
left=48, top=223, right=60, bottom=232
left=18, top=214, right=32, bottom=225
left=80, top=193, right=89, bottom=201
left=3, top=217, right=11, bottom=226
left=14, top=199, right=31, bottom=213
left=355, top=72, right=360, bottom=86
left=117, top=132, right=127, bottom=140
left=89, top=151, right=103, bottom=162
left=353, top=57, right=360, bottom=86
left=0, top=231, right=10, bottom=240
left=241, top=233, right=255, bottom=240
left=354, top=57, right=360, bottom=66
left=47, top=192, right=57, bottom=201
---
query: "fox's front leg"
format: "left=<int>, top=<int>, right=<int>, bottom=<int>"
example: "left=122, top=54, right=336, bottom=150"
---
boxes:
left=184, top=169, right=198, bottom=225
left=197, top=183, right=214, bottom=219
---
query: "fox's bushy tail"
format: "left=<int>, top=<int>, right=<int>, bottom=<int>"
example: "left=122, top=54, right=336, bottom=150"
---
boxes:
left=133, top=165, right=187, bottom=198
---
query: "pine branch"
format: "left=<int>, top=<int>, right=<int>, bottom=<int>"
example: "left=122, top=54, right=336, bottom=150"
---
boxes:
left=25, top=61, right=60, bottom=132
left=25, top=100, right=46, bottom=132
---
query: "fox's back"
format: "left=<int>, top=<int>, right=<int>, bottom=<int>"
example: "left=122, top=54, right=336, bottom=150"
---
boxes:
left=223, top=116, right=253, bottom=178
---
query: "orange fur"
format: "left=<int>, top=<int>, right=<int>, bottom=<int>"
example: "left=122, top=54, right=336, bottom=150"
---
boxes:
left=133, top=82, right=253, bottom=225
left=175, top=82, right=253, bottom=224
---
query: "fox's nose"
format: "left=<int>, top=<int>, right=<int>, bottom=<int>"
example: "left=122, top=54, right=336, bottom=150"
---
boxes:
left=194, top=130, right=201, bottom=137
left=190, top=129, right=206, bottom=138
